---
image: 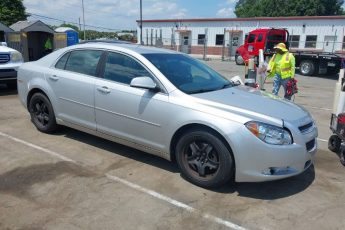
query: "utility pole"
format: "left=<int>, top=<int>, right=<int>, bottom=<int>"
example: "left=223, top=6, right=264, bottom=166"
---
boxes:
left=82, top=0, right=86, bottom=40
left=140, top=0, right=143, bottom=44
left=78, top=17, right=81, bottom=31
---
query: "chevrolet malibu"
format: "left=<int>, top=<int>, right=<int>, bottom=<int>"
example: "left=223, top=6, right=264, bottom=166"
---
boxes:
left=17, top=42, right=318, bottom=188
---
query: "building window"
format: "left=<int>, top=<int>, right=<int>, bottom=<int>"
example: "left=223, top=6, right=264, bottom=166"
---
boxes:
left=215, top=34, right=224, bottom=45
left=247, top=34, right=256, bottom=43
left=289, top=35, right=300, bottom=48
left=198, top=34, right=205, bottom=45
left=305, top=35, right=317, bottom=48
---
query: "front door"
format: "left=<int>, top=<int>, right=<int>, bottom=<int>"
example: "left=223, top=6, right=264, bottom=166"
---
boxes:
left=46, top=49, right=103, bottom=130
left=94, top=51, right=170, bottom=151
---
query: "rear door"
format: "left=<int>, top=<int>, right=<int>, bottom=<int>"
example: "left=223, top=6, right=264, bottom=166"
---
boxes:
left=46, top=49, right=103, bottom=130
left=94, top=51, right=170, bottom=151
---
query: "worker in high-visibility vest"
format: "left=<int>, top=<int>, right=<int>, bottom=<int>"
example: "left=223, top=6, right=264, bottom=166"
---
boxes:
left=267, top=43, right=295, bottom=100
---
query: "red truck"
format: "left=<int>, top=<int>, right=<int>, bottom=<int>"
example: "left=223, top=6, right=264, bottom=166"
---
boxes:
left=235, top=28, right=343, bottom=76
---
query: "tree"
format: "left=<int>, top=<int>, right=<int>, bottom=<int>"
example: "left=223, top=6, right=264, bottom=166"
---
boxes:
left=0, top=0, right=28, bottom=26
left=234, top=0, right=345, bottom=17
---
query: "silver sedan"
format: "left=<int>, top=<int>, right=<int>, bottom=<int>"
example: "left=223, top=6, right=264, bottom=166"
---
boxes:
left=17, top=42, right=318, bottom=188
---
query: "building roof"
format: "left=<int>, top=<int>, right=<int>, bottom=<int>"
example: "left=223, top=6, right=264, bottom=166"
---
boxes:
left=137, top=15, right=345, bottom=23
left=55, top=27, right=77, bottom=33
left=10, top=20, right=55, bottom=34
left=0, top=22, right=13, bottom=32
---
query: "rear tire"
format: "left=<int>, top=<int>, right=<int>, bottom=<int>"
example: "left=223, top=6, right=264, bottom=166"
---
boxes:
left=175, top=129, right=234, bottom=188
left=299, top=60, right=315, bottom=76
left=328, top=134, right=341, bottom=153
left=29, top=93, right=58, bottom=133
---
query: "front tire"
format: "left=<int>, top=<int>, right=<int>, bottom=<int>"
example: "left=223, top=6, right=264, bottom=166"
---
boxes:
left=175, top=129, right=234, bottom=188
left=235, top=54, right=244, bottom=65
left=29, top=93, right=58, bottom=133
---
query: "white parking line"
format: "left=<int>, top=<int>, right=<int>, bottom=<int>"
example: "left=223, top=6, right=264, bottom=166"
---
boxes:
left=0, top=131, right=248, bottom=230
left=0, top=132, right=76, bottom=163
left=298, top=105, right=332, bottom=111
left=317, top=138, right=328, bottom=142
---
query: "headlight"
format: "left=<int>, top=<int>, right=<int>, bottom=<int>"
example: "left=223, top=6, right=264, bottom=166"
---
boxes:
left=245, top=121, right=292, bottom=145
left=10, top=51, right=23, bottom=63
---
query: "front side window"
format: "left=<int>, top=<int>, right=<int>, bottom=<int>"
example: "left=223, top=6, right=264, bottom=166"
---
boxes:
left=143, top=53, right=231, bottom=94
left=65, top=50, right=102, bottom=76
left=247, top=34, right=256, bottom=43
left=103, top=52, right=152, bottom=85
left=257, top=34, right=263, bottom=42
left=305, top=35, right=317, bottom=48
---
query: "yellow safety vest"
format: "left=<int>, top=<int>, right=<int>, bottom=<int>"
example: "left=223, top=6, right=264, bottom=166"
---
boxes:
left=268, top=52, right=294, bottom=79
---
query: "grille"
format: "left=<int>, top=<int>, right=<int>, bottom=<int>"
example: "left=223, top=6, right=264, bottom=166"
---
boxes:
left=306, top=139, right=315, bottom=152
left=0, top=69, right=15, bottom=73
left=299, top=122, right=313, bottom=133
left=0, top=53, right=10, bottom=64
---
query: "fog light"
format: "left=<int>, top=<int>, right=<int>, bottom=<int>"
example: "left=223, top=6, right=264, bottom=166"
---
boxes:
left=262, top=167, right=297, bottom=175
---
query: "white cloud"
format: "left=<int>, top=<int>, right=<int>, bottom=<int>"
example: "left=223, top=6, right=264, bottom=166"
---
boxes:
left=23, top=0, right=187, bottom=30
left=216, top=7, right=235, bottom=18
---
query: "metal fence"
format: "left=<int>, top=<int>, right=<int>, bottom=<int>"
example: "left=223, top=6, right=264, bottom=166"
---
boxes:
left=142, top=35, right=345, bottom=61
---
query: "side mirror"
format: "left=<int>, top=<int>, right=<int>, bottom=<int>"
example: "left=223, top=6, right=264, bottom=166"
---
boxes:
left=130, top=77, right=158, bottom=91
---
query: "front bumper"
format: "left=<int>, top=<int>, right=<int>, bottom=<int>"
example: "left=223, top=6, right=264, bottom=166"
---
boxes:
left=229, top=123, right=318, bottom=182
left=0, top=63, right=21, bottom=81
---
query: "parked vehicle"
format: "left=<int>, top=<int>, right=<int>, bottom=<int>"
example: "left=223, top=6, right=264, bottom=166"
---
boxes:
left=236, top=28, right=344, bottom=76
left=17, top=42, right=318, bottom=188
left=0, top=42, right=23, bottom=89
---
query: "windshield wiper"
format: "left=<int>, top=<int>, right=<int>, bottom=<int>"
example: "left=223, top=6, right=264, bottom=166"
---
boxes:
left=220, top=82, right=233, bottom=89
left=188, top=88, right=218, bottom=94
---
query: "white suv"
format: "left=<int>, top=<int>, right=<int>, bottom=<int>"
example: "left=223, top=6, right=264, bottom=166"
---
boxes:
left=0, top=42, right=23, bottom=89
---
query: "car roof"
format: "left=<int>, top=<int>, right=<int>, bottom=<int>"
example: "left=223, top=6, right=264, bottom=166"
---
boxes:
left=70, top=41, right=179, bottom=55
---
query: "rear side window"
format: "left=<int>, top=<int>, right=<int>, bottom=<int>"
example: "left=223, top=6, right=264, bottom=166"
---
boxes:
left=103, top=52, right=152, bottom=85
left=55, top=52, right=70, bottom=69
left=65, top=50, right=103, bottom=76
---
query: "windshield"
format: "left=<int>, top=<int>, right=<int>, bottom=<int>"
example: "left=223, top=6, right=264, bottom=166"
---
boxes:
left=143, top=53, right=232, bottom=94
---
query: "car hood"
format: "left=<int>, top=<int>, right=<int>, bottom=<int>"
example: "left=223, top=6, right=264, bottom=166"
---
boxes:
left=0, top=45, right=16, bottom=53
left=191, top=85, right=311, bottom=126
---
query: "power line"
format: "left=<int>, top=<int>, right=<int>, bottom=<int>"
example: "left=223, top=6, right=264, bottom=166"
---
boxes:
left=28, top=13, right=130, bottom=31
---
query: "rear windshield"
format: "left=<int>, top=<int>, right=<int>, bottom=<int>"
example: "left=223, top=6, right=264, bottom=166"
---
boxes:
left=268, top=34, right=285, bottom=41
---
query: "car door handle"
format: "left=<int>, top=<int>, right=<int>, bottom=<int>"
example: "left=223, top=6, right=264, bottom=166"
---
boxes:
left=49, top=75, right=59, bottom=81
left=97, top=86, right=111, bottom=94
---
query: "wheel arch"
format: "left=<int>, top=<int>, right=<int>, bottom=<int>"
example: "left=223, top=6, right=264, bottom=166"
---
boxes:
left=169, top=123, right=236, bottom=173
left=27, top=88, right=51, bottom=111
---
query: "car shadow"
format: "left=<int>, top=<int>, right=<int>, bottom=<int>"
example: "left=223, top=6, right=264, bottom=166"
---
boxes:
left=0, top=84, right=17, bottom=96
left=56, top=127, right=179, bottom=174
left=54, top=127, right=315, bottom=199
left=212, top=165, right=315, bottom=200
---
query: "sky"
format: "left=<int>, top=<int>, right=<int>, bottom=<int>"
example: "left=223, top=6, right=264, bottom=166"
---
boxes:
left=23, top=0, right=345, bottom=31
left=23, top=0, right=239, bottom=31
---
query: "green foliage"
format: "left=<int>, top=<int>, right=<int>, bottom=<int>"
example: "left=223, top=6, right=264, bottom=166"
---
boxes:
left=235, top=0, right=345, bottom=17
left=0, top=0, right=28, bottom=26
left=81, top=30, right=118, bottom=40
